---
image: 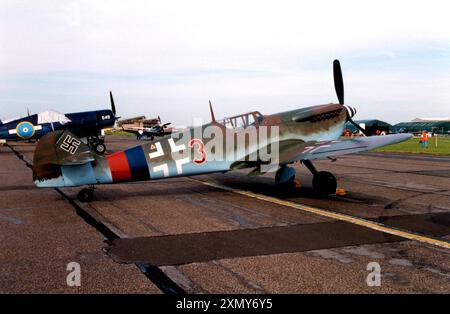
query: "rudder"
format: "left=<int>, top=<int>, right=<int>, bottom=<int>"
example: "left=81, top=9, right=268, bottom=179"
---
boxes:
left=33, top=130, right=99, bottom=187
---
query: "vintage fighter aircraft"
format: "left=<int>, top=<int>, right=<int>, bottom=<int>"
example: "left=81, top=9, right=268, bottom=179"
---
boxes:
left=120, top=116, right=175, bottom=140
left=0, top=92, right=119, bottom=154
left=32, top=60, right=411, bottom=202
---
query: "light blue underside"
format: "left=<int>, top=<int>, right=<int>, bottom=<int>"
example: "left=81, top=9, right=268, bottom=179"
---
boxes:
left=61, top=163, right=97, bottom=186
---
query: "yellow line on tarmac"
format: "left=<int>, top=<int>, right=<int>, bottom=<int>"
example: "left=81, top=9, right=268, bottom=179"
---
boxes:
left=188, top=177, right=450, bottom=250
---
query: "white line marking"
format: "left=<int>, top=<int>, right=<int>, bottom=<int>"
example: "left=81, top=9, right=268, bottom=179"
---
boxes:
left=175, top=157, right=190, bottom=174
left=149, top=142, right=164, bottom=159
left=168, top=138, right=185, bottom=152
left=153, top=164, right=169, bottom=177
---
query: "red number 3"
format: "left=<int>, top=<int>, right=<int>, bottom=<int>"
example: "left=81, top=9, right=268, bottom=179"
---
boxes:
left=188, top=139, right=206, bottom=164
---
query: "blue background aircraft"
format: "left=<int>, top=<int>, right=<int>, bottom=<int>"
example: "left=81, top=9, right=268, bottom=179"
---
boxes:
left=0, top=92, right=118, bottom=154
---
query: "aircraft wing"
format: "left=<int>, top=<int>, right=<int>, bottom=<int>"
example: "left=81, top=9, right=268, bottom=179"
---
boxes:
left=231, top=133, right=411, bottom=172
left=278, top=133, right=412, bottom=164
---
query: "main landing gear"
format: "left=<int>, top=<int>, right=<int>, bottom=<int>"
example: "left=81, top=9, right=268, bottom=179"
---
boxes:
left=275, top=165, right=296, bottom=188
left=302, top=160, right=337, bottom=196
left=88, top=135, right=106, bottom=155
left=77, top=186, right=95, bottom=203
left=275, top=161, right=337, bottom=196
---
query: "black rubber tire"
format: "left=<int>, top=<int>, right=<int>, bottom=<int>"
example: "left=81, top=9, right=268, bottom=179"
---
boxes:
left=275, top=166, right=296, bottom=189
left=312, top=171, right=337, bottom=196
left=279, top=179, right=296, bottom=189
left=77, top=188, right=94, bottom=203
left=94, top=143, right=106, bottom=155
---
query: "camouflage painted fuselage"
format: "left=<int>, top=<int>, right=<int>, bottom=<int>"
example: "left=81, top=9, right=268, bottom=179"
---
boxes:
left=33, top=103, right=350, bottom=187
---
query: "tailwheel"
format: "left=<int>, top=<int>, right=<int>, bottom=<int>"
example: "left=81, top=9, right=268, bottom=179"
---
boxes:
left=312, top=171, right=337, bottom=196
left=93, top=142, right=106, bottom=155
left=77, top=188, right=94, bottom=203
left=88, top=135, right=106, bottom=155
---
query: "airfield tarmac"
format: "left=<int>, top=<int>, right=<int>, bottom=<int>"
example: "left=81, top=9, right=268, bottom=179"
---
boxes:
left=1, top=137, right=449, bottom=293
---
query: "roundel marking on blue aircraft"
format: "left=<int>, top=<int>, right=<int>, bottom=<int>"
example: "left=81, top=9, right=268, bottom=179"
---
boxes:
left=16, top=121, right=35, bottom=139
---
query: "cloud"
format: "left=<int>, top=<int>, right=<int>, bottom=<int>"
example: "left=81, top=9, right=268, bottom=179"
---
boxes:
left=0, top=0, right=449, bottom=124
left=1, top=0, right=449, bottom=72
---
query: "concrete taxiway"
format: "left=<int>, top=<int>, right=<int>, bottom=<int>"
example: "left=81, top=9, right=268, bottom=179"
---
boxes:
left=0, top=137, right=449, bottom=293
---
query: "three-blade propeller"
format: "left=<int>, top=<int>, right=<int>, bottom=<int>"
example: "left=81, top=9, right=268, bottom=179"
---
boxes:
left=333, top=59, right=367, bottom=136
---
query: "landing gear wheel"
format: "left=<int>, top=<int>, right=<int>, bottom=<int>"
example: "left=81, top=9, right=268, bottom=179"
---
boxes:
left=94, top=143, right=106, bottom=155
left=312, top=171, right=337, bottom=196
left=77, top=188, right=94, bottom=203
left=275, top=166, right=296, bottom=189
left=278, top=178, right=296, bottom=189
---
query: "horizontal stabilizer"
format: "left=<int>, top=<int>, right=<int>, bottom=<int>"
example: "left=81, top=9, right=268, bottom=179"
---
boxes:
left=56, top=153, right=95, bottom=166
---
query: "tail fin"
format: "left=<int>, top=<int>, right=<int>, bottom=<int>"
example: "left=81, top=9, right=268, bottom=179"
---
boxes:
left=33, top=130, right=97, bottom=187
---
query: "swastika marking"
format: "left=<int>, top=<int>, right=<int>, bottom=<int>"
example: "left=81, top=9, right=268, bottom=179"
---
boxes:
left=60, top=135, right=81, bottom=155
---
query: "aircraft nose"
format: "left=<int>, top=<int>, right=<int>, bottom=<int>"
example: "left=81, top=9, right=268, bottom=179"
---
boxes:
left=343, top=105, right=357, bottom=119
left=291, top=103, right=344, bottom=123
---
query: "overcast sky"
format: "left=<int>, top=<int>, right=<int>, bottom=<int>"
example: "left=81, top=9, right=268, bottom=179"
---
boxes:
left=0, top=0, right=449, bottom=125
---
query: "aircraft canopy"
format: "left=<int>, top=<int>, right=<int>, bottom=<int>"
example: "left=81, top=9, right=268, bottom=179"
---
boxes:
left=219, top=111, right=262, bottom=129
left=37, top=110, right=71, bottom=124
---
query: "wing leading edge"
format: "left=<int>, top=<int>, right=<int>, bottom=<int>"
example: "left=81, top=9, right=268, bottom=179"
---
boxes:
left=280, top=133, right=412, bottom=163
left=231, top=133, right=412, bottom=174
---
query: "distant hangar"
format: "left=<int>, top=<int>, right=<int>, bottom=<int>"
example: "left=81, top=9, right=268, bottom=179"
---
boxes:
left=391, top=118, right=450, bottom=134
left=345, top=118, right=450, bottom=135
left=344, top=119, right=391, bottom=135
